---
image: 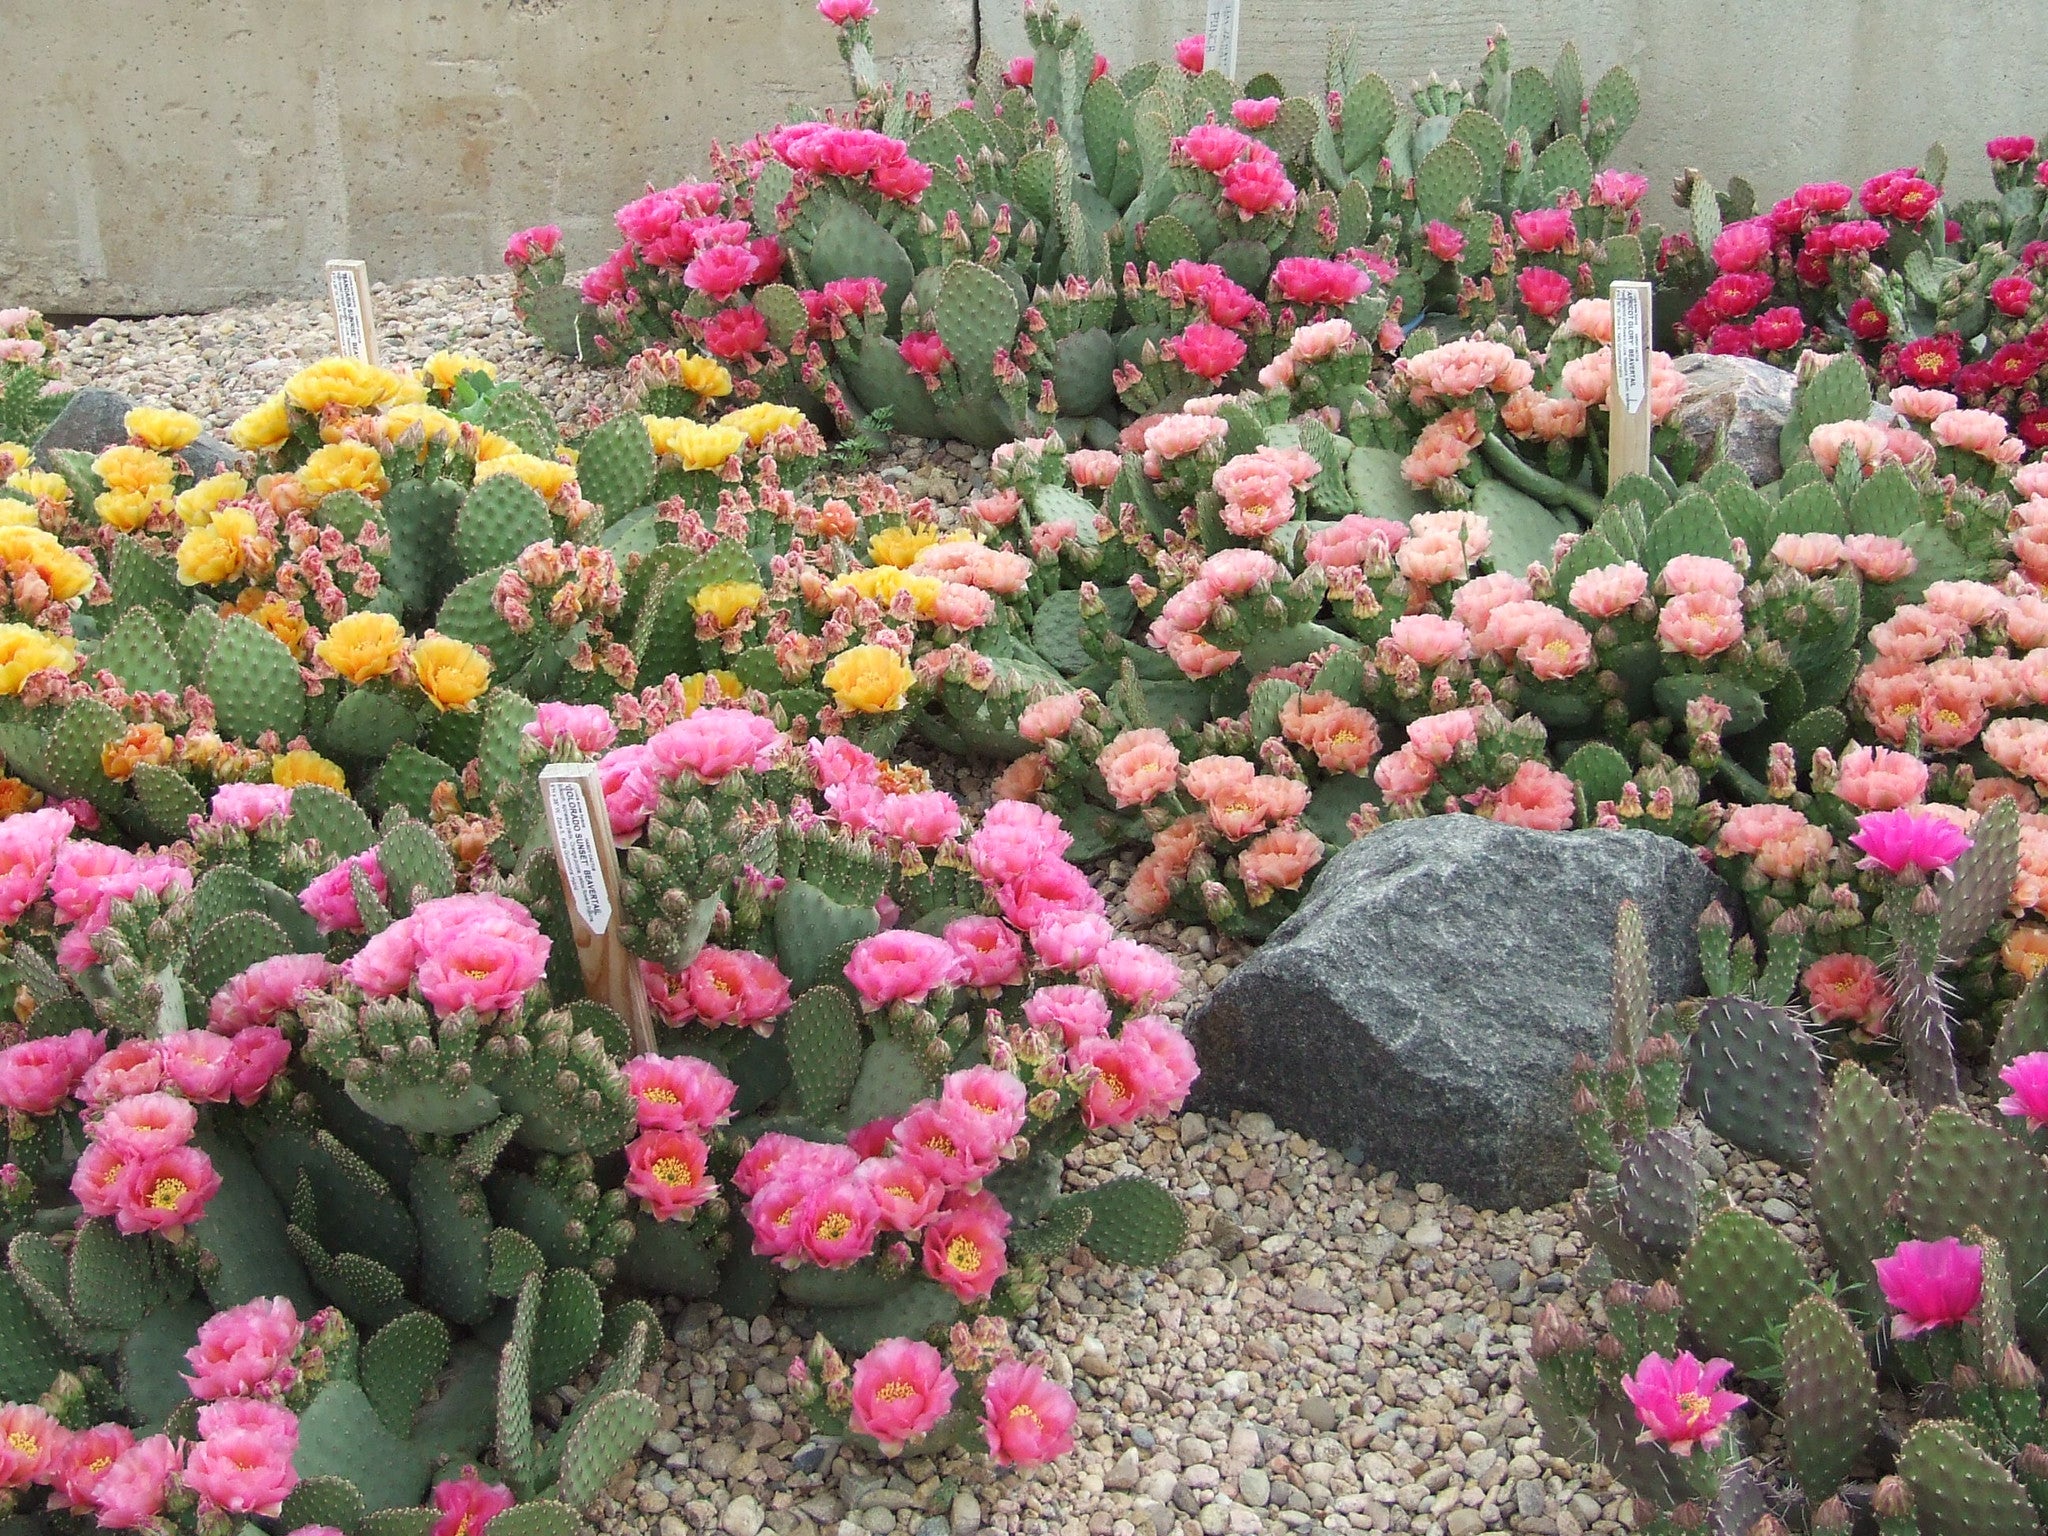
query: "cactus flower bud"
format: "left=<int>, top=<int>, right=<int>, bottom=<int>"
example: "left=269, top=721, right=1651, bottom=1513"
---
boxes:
left=2018, top=1442, right=2048, bottom=1479
left=1644, top=1280, right=1682, bottom=1314
left=1811, top=1497, right=1851, bottom=1532
left=1872, top=1477, right=1913, bottom=1518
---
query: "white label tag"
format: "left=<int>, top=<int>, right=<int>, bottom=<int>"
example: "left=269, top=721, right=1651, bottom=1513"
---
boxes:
left=546, top=778, right=613, bottom=935
left=1612, top=282, right=1649, bottom=413
left=327, top=261, right=372, bottom=362
left=1204, top=0, right=1240, bottom=80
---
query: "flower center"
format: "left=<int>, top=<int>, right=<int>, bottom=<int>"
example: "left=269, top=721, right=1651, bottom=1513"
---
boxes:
left=1008, top=1402, right=1041, bottom=1425
left=7, top=1430, right=40, bottom=1455
left=1676, top=1390, right=1711, bottom=1422
left=816, top=1212, right=853, bottom=1241
left=876, top=1380, right=916, bottom=1403
left=884, top=1183, right=914, bottom=1201
left=86, top=1454, right=114, bottom=1474
left=147, top=1176, right=189, bottom=1209
left=1100, top=1070, right=1130, bottom=1102
left=945, top=1236, right=983, bottom=1273
left=922, top=1132, right=957, bottom=1159
left=651, top=1157, right=694, bottom=1188
left=643, top=1087, right=679, bottom=1104
left=462, top=965, right=493, bottom=979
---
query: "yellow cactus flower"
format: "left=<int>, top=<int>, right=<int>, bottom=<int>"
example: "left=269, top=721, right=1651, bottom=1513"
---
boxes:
left=679, top=671, right=744, bottom=714
left=0, top=499, right=40, bottom=528
left=0, top=445, right=31, bottom=478
left=272, top=749, right=348, bottom=791
left=423, top=352, right=497, bottom=392
left=101, top=723, right=173, bottom=782
left=677, top=355, right=734, bottom=400
left=643, top=417, right=746, bottom=470
left=93, top=445, right=176, bottom=493
left=690, top=581, right=767, bottom=629
left=381, top=403, right=463, bottom=447
left=412, top=632, right=491, bottom=712
left=0, top=625, right=75, bottom=694
left=0, top=777, right=42, bottom=816
left=236, top=592, right=311, bottom=655
left=124, top=406, right=204, bottom=452
left=822, top=643, right=914, bottom=713
left=298, top=441, right=389, bottom=502
left=828, top=566, right=900, bottom=606
left=867, top=524, right=940, bottom=569
left=474, top=452, right=576, bottom=500
left=227, top=394, right=293, bottom=453
left=473, top=431, right=522, bottom=462
left=95, top=487, right=171, bottom=532
left=0, top=526, right=95, bottom=603
left=6, top=471, right=69, bottom=509
left=721, top=402, right=807, bottom=445
left=176, top=506, right=268, bottom=586
left=175, top=472, right=249, bottom=527
left=316, top=610, right=408, bottom=684
left=283, top=358, right=421, bottom=413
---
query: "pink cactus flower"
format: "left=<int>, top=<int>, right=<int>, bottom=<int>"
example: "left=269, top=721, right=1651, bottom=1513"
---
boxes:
left=0, top=1027, right=104, bottom=1115
left=733, top=1131, right=858, bottom=1197
left=940, top=1065, right=1029, bottom=1149
left=1169, top=321, right=1248, bottom=381
left=1232, top=96, right=1281, bottom=128
left=415, top=927, right=549, bottom=1017
left=810, top=734, right=880, bottom=786
left=1000, top=55, right=1033, bottom=87
left=1489, top=760, right=1577, bottom=832
left=525, top=701, right=619, bottom=754
left=46, top=1422, right=136, bottom=1511
left=1850, top=807, right=1973, bottom=879
left=1875, top=1236, right=1983, bottom=1337
left=228, top=1027, right=291, bottom=1106
left=342, top=916, right=420, bottom=997
left=90, top=1093, right=197, bottom=1159
left=625, top=1128, right=716, bottom=1219
left=1517, top=266, right=1574, bottom=320
left=1589, top=169, right=1648, bottom=209
left=979, top=1359, right=1078, bottom=1466
left=210, top=783, right=293, bottom=830
left=1999, top=1052, right=2048, bottom=1129
left=0, top=805, right=72, bottom=923
left=78, top=1037, right=164, bottom=1105
left=501, top=224, right=561, bottom=267
left=1023, top=983, right=1112, bottom=1046
left=647, top=708, right=783, bottom=784
left=160, top=1028, right=238, bottom=1102
left=114, top=1144, right=221, bottom=1235
left=849, top=1339, right=957, bottom=1455
left=1513, top=206, right=1577, bottom=252
left=681, top=946, right=792, bottom=1028
left=797, top=1177, right=882, bottom=1268
left=1031, top=907, right=1114, bottom=971
left=1219, top=157, right=1295, bottom=218
left=1071, top=1034, right=1169, bottom=1128
left=430, top=1467, right=516, bottom=1536
left=299, top=850, right=387, bottom=934
left=898, top=330, right=953, bottom=375
left=893, top=1100, right=1003, bottom=1185
left=922, top=1203, right=1009, bottom=1302
left=1802, top=953, right=1892, bottom=1033
left=1422, top=221, right=1466, bottom=261
left=1174, top=34, right=1205, bottom=72
left=209, top=953, right=336, bottom=1034
left=85, top=1433, right=182, bottom=1529
left=0, top=1402, right=63, bottom=1488
left=858, top=1156, right=943, bottom=1232
left=625, top=1053, right=737, bottom=1132
left=965, top=803, right=1072, bottom=883
left=183, top=1296, right=303, bottom=1400
left=846, top=929, right=961, bottom=1007
left=1095, top=938, right=1182, bottom=1007
left=817, top=0, right=876, bottom=22
left=1621, top=1351, right=1745, bottom=1456
left=943, top=915, right=1027, bottom=990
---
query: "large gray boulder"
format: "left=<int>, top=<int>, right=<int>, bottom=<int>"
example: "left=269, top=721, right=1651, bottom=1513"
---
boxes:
left=1189, top=817, right=1725, bottom=1210
left=33, top=386, right=241, bottom=478
left=1669, top=354, right=1796, bottom=485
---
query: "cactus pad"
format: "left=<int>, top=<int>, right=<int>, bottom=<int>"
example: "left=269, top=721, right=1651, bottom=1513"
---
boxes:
left=1677, top=1207, right=1809, bottom=1376
left=204, top=616, right=307, bottom=744
left=294, top=1379, right=434, bottom=1513
left=374, top=746, right=456, bottom=821
left=1780, top=1292, right=1876, bottom=1503
left=553, top=1390, right=657, bottom=1507
left=288, top=783, right=378, bottom=858
left=1898, top=1420, right=2037, bottom=1536
left=362, top=1309, right=451, bottom=1435
left=131, top=761, right=206, bottom=840
left=1685, top=996, right=1823, bottom=1166
left=1904, top=1109, right=2048, bottom=1351
left=1615, top=1128, right=1703, bottom=1258
left=281, top=1476, right=370, bottom=1535
left=1809, top=1062, right=1911, bottom=1302
left=1939, top=796, right=2021, bottom=963
left=94, top=608, right=181, bottom=695
left=455, top=475, right=553, bottom=577
left=1071, top=1176, right=1186, bottom=1267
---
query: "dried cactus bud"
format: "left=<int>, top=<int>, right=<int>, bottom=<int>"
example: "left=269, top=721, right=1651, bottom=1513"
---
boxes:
left=1529, top=1304, right=1587, bottom=1359
left=1993, top=1342, right=2041, bottom=1392
left=1603, top=1280, right=1645, bottom=1311
left=2019, top=1442, right=2048, bottom=1479
left=1594, top=1333, right=1624, bottom=1365
left=1811, top=1498, right=1851, bottom=1533
left=1951, top=1362, right=1982, bottom=1394
left=1666, top=1502, right=1707, bottom=1531
left=1644, top=1280, right=1682, bottom=1314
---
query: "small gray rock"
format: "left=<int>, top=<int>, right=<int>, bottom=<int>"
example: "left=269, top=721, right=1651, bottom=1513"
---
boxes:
left=1668, top=355, right=1796, bottom=485
left=1239, top=1468, right=1271, bottom=1508
left=1302, top=1395, right=1340, bottom=1432
left=1191, top=818, right=1725, bottom=1208
left=1106, top=1448, right=1142, bottom=1491
left=949, top=1489, right=981, bottom=1535
left=721, top=1495, right=765, bottom=1536
left=1760, top=1197, right=1799, bottom=1223
left=790, top=1435, right=840, bottom=1473
left=1486, top=1258, right=1525, bottom=1293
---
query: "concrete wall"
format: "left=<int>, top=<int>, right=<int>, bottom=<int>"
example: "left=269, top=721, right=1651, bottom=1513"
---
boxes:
left=6, top=0, right=2040, bottom=316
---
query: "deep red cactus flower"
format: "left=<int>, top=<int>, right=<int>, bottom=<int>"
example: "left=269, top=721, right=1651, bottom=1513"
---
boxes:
left=1516, top=266, right=1573, bottom=319
left=1889, top=177, right=1941, bottom=225
left=1751, top=306, right=1805, bottom=351
left=1846, top=297, right=1891, bottom=341
left=2017, top=409, right=2048, bottom=450
left=1986, top=340, right=2047, bottom=387
left=1824, top=219, right=1890, bottom=255
left=1704, top=323, right=1756, bottom=357
left=1993, top=274, right=2041, bottom=317
left=1989, top=135, right=2038, bottom=164
left=1702, top=271, right=1774, bottom=320
left=897, top=330, right=953, bottom=376
left=1893, top=333, right=1961, bottom=386
left=701, top=305, right=769, bottom=360
left=1795, top=181, right=1854, bottom=213
left=1710, top=219, right=1773, bottom=273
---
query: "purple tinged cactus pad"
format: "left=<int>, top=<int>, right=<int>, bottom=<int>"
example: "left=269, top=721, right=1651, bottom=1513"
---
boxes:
left=1939, top=796, right=2022, bottom=963
left=1685, top=995, right=1824, bottom=1166
left=1897, top=1420, right=2038, bottom=1536
left=1780, top=1293, right=1878, bottom=1503
left=1810, top=1063, right=1913, bottom=1298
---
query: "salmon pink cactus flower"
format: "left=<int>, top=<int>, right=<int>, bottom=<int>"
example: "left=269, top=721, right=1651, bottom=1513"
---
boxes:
left=184, top=1400, right=300, bottom=1517
left=1802, top=953, right=1892, bottom=1033
left=0, top=1027, right=104, bottom=1115
left=1621, top=1351, right=1745, bottom=1456
left=0, top=1402, right=63, bottom=1488
left=1851, top=807, right=1973, bottom=879
left=1834, top=745, right=1928, bottom=812
left=980, top=1359, right=1079, bottom=1466
left=922, top=1203, right=1008, bottom=1302
left=115, top=1144, right=221, bottom=1235
left=89, top=1433, right=182, bottom=1529
left=0, top=805, right=72, bottom=924
left=91, top=1093, right=198, bottom=1159
left=1874, top=1236, right=1983, bottom=1337
left=849, top=1339, right=957, bottom=1454
left=183, top=1296, right=303, bottom=1401
left=624, top=1054, right=736, bottom=1132
left=45, top=1422, right=135, bottom=1511
left=624, top=1128, right=715, bottom=1219
left=684, top=946, right=792, bottom=1027
left=430, top=1467, right=516, bottom=1536
left=1998, top=1052, right=2048, bottom=1130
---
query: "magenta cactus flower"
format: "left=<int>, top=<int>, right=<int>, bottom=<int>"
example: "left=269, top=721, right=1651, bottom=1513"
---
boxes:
left=2000, top=1052, right=2048, bottom=1130
left=1620, top=1351, right=1746, bottom=1456
left=1849, top=807, right=1973, bottom=878
left=1873, top=1236, right=1983, bottom=1338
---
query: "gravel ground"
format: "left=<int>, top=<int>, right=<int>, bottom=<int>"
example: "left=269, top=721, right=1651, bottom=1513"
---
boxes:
left=34, top=277, right=1832, bottom=1536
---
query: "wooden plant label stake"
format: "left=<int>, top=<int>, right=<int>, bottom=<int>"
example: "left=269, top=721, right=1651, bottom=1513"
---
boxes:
left=1204, top=0, right=1241, bottom=80
left=325, top=259, right=379, bottom=365
left=1606, top=279, right=1653, bottom=488
left=541, top=761, right=655, bottom=1053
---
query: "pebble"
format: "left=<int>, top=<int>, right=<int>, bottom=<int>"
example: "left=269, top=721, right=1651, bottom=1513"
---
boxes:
left=54, top=279, right=1818, bottom=1536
